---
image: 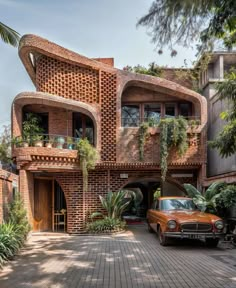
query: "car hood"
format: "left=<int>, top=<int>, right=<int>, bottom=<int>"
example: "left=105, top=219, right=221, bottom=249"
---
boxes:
left=162, top=210, right=221, bottom=223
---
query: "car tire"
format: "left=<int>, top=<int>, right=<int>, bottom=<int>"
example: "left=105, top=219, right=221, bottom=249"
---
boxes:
left=158, top=226, right=169, bottom=246
left=147, top=221, right=153, bottom=233
left=205, top=238, right=219, bottom=248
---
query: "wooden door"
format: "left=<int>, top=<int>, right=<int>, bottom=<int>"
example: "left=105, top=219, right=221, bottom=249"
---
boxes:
left=33, top=179, right=52, bottom=232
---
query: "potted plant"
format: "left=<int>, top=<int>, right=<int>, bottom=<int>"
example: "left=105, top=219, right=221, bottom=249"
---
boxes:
left=22, top=112, right=44, bottom=146
left=33, top=134, right=44, bottom=147
left=66, top=136, right=74, bottom=149
left=45, top=136, right=54, bottom=148
left=55, top=136, right=65, bottom=149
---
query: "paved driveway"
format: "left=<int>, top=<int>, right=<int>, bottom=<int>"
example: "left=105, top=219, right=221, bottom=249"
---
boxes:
left=0, top=225, right=236, bottom=288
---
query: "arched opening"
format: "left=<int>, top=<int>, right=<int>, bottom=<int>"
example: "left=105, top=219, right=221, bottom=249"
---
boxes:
left=53, top=180, right=67, bottom=232
left=122, top=178, right=185, bottom=218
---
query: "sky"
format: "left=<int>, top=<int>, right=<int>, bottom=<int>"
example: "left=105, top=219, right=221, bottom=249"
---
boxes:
left=0, top=0, right=197, bottom=127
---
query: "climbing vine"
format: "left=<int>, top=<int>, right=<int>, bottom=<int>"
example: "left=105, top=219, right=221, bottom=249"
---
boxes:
left=138, top=122, right=149, bottom=161
left=139, top=117, right=188, bottom=181
left=159, top=117, right=188, bottom=181
left=76, top=138, right=99, bottom=193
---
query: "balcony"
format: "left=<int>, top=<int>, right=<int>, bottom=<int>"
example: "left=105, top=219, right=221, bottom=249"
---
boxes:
left=12, top=134, right=80, bottom=171
left=117, top=116, right=205, bottom=165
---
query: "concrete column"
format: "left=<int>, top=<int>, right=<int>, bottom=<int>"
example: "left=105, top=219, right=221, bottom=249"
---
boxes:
left=214, top=55, right=224, bottom=79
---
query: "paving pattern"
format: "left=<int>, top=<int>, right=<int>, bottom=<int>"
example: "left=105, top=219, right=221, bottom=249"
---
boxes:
left=0, top=225, right=236, bottom=288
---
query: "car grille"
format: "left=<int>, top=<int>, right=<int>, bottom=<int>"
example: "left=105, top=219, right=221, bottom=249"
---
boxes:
left=181, top=223, right=212, bottom=232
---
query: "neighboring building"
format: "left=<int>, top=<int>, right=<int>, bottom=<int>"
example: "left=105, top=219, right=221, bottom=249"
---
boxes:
left=12, top=35, right=207, bottom=233
left=0, top=168, right=18, bottom=223
left=198, top=52, right=236, bottom=186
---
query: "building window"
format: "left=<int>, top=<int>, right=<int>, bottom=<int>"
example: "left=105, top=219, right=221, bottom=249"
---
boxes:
left=121, top=102, right=193, bottom=127
left=73, top=113, right=94, bottom=144
left=144, top=104, right=161, bottom=125
left=165, top=103, right=176, bottom=118
left=179, top=103, right=191, bottom=118
left=121, top=105, right=140, bottom=127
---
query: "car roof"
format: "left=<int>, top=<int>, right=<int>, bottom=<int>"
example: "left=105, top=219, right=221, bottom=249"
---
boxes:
left=159, top=196, right=192, bottom=200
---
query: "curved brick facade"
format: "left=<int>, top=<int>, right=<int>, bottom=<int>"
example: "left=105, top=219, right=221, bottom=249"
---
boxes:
left=12, top=34, right=207, bottom=233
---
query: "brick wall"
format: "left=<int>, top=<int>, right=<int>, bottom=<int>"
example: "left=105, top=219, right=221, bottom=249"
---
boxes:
left=0, top=170, right=19, bottom=223
left=36, top=56, right=99, bottom=103
left=52, top=169, right=197, bottom=233
left=117, top=128, right=203, bottom=164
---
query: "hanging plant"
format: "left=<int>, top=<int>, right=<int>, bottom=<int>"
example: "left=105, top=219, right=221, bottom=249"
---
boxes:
left=159, top=117, right=188, bottom=181
left=139, top=122, right=149, bottom=161
left=76, top=138, right=99, bottom=192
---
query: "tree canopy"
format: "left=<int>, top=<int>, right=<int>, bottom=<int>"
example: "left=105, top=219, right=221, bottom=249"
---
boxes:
left=209, top=69, right=236, bottom=157
left=137, top=0, right=236, bottom=53
left=0, top=125, right=11, bottom=164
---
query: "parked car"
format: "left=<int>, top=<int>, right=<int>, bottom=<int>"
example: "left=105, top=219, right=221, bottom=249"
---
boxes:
left=147, top=196, right=224, bottom=247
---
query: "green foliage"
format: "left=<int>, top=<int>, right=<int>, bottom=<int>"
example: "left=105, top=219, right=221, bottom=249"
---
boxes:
left=86, top=217, right=126, bottom=233
left=96, top=190, right=134, bottom=220
left=215, top=184, right=236, bottom=209
left=123, top=62, right=163, bottom=77
left=0, top=125, right=11, bottom=164
left=137, top=0, right=236, bottom=54
left=138, top=117, right=188, bottom=180
left=153, top=188, right=161, bottom=199
left=0, top=223, right=24, bottom=268
left=7, top=193, right=30, bottom=238
left=0, top=21, right=20, bottom=47
left=76, top=138, right=99, bottom=193
left=209, top=69, right=236, bottom=157
left=183, top=182, right=225, bottom=213
left=159, top=117, right=188, bottom=181
left=0, top=194, right=30, bottom=268
left=22, top=113, right=44, bottom=143
left=139, top=122, right=149, bottom=161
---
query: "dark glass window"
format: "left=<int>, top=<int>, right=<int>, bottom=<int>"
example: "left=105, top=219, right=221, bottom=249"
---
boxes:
left=179, top=103, right=191, bottom=118
left=144, top=104, right=161, bottom=125
left=165, top=103, right=175, bottom=118
left=122, top=105, right=140, bottom=127
left=73, top=113, right=94, bottom=145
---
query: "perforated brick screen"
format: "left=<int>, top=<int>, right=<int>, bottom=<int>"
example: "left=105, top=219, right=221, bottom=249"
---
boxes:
left=36, top=56, right=99, bottom=103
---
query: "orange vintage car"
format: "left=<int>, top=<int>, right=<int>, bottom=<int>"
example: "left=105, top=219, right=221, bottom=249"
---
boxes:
left=147, top=196, right=224, bottom=247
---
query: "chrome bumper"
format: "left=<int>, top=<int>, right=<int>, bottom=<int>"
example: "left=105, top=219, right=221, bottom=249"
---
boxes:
left=164, top=232, right=224, bottom=239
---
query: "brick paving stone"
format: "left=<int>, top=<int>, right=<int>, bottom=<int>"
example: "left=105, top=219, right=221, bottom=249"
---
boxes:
left=0, top=226, right=236, bottom=288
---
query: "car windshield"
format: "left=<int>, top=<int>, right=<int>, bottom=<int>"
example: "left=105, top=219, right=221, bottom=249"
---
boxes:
left=160, top=199, right=197, bottom=211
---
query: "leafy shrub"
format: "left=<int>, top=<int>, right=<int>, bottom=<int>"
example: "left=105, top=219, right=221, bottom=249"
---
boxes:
left=0, top=193, right=30, bottom=268
left=7, top=193, right=30, bottom=238
left=0, top=222, right=25, bottom=268
left=216, top=185, right=236, bottom=209
left=86, top=217, right=126, bottom=233
left=91, top=190, right=135, bottom=220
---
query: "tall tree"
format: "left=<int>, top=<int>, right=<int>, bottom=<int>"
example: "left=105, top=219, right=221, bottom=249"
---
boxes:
left=0, top=125, right=11, bottom=164
left=137, top=0, right=236, bottom=53
left=0, top=21, right=20, bottom=47
left=210, top=69, right=236, bottom=157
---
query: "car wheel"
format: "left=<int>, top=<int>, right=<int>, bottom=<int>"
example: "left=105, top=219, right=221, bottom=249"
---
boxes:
left=205, top=238, right=219, bottom=248
left=147, top=221, right=153, bottom=233
left=158, top=226, right=169, bottom=246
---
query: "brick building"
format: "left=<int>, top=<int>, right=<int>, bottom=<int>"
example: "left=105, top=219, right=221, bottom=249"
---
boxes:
left=12, top=35, right=207, bottom=233
left=198, top=52, right=236, bottom=187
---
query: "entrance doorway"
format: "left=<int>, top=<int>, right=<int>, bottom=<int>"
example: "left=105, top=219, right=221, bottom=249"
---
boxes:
left=33, top=178, right=67, bottom=232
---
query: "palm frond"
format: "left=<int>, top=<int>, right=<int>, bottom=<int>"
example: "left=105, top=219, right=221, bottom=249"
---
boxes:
left=0, top=22, right=20, bottom=47
left=183, top=184, right=202, bottom=198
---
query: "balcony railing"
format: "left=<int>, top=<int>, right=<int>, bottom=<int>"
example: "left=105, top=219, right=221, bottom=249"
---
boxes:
left=121, top=116, right=201, bottom=128
left=13, top=134, right=80, bottom=150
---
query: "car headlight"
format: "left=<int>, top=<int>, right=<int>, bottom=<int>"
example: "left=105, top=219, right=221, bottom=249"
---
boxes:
left=167, top=220, right=177, bottom=229
left=215, top=220, right=224, bottom=230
